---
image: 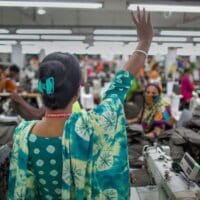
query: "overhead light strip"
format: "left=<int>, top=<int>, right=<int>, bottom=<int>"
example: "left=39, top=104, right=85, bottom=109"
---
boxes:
left=153, top=37, right=187, bottom=42
left=41, top=35, right=85, bottom=40
left=0, top=29, right=9, bottom=33
left=161, top=30, right=200, bottom=36
left=16, top=29, right=72, bottom=34
left=193, top=38, right=200, bottom=42
left=94, top=29, right=137, bottom=35
left=0, top=1, right=102, bottom=9
left=128, top=4, right=200, bottom=13
left=0, top=40, right=17, bottom=45
left=94, top=36, right=137, bottom=41
left=0, top=34, right=40, bottom=39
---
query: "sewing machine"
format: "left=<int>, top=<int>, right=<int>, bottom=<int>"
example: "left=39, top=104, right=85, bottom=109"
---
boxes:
left=143, top=145, right=200, bottom=200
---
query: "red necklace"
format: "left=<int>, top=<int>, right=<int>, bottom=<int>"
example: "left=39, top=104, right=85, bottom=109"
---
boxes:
left=45, top=112, right=71, bottom=118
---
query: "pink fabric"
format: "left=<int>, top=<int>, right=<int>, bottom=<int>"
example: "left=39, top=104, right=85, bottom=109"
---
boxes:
left=181, top=74, right=195, bottom=103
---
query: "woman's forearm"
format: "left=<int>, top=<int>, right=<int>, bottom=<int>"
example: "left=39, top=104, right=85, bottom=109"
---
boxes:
left=123, top=8, right=153, bottom=76
left=123, top=40, right=151, bottom=76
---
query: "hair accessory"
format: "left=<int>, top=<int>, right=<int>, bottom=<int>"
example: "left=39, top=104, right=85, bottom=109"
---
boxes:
left=38, top=77, right=54, bottom=94
left=134, top=49, right=148, bottom=58
left=45, top=112, right=71, bottom=118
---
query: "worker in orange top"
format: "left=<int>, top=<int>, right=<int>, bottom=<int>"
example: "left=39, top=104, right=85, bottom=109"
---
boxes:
left=0, top=65, right=17, bottom=93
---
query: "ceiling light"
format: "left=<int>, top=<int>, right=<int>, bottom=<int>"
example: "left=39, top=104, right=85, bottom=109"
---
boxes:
left=16, top=29, right=72, bottom=34
left=161, top=30, right=200, bottom=36
left=94, top=36, right=137, bottom=42
left=41, top=35, right=85, bottom=40
left=0, top=45, right=12, bottom=53
left=0, top=1, right=102, bottom=9
left=0, top=34, right=40, bottom=39
left=37, top=8, right=46, bottom=15
left=0, top=29, right=9, bottom=33
left=0, top=40, right=17, bottom=45
left=153, top=37, right=187, bottom=42
left=94, top=29, right=137, bottom=35
left=128, top=4, right=200, bottom=13
left=193, top=38, right=200, bottom=42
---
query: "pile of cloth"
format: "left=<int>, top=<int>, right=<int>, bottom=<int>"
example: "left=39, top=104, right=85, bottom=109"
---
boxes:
left=0, top=120, right=17, bottom=199
left=158, top=118, right=200, bottom=163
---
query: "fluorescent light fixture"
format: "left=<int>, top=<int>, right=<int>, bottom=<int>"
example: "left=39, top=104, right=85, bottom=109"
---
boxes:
left=94, top=36, right=137, bottom=41
left=0, top=40, right=17, bottom=45
left=193, top=38, right=200, bottom=42
left=41, top=35, right=85, bottom=40
left=0, top=34, right=40, bottom=39
left=16, top=29, right=72, bottom=34
left=153, top=37, right=187, bottom=42
left=0, top=1, right=102, bottom=9
left=161, top=30, right=200, bottom=36
left=93, top=41, right=124, bottom=46
left=0, top=29, right=9, bottom=33
left=128, top=4, right=200, bottom=13
left=37, top=8, right=46, bottom=15
left=94, top=29, right=137, bottom=35
left=0, top=45, right=12, bottom=53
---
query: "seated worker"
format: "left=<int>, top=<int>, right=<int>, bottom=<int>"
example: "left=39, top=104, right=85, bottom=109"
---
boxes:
left=127, top=83, right=174, bottom=139
left=147, top=62, right=162, bottom=90
left=0, top=65, right=17, bottom=93
left=10, top=92, right=81, bottom=120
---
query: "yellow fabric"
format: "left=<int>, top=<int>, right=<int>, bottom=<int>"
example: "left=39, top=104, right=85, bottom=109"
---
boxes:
left=72, top=101, right=81, bottom=113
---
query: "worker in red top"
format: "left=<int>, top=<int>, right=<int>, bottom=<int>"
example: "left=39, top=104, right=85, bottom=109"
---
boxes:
left=181, top=68, right=195, bottom=109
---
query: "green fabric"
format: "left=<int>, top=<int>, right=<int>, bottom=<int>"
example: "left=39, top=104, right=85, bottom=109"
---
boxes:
left=28, top=133, right=62, bottom=199
left=126, top=79, right=139, bottom=101
left=8, top=70, right=133, bottom=200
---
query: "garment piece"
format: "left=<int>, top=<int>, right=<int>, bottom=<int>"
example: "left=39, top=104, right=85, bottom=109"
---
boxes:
left=126, top=79, right=140, bottom=102
left=8, top=70, right=133, bottom=200
left=141, top=96, right=174, bottom=133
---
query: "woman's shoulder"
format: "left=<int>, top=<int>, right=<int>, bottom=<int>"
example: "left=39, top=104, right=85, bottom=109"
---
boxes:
left=15, top=120, right=38, bottom=135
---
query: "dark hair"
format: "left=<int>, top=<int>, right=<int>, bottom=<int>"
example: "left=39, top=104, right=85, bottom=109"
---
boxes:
left=39, top=52, right=81, bottom=110
left=145, top=83, right=161, bottom=95
left=184, top=68, right=190, bottom=74
left=9, top=64, right=20, bottom=73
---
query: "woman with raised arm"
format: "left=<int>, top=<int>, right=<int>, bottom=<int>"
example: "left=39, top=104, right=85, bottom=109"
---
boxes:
left=8, top=7, right=153, bottom=200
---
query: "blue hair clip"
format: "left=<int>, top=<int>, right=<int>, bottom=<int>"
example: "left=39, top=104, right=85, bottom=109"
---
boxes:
left=38, top=77, right=54, bottom=94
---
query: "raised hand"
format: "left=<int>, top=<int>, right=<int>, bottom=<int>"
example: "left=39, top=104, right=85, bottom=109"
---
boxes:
left=131, top=7, right=153, bottom=44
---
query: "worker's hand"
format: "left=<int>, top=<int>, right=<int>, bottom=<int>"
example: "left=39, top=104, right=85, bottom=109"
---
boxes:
left=131, top=7, right=153, bottom=44
left=126, top=117, right=138, bottom=125
left=10, top=93, right=23, bottom=104
left=130, top=171, right=137, bottom=184
left=145, top=132, right=155, bottom=138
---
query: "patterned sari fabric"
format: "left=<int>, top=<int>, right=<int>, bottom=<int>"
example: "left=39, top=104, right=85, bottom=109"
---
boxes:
left=141, top=96, right=174, bottom=133
left=8, top=70, right=133, bottom=200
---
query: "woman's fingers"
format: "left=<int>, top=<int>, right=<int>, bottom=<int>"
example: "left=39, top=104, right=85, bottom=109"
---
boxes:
left=147, top=12, right=152, bottom=26
left=137, top=6, right=141, bottom=22
left=131, top=11, right=138, bottom=26
left=142, top=7, right=146, bottom=23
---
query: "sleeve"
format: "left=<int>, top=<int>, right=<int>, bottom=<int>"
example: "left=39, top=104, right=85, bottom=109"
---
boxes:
left=85, top=75, right=132, bottom=198
left=102, top=70, right=134, bottom=103
left=7, top=129, right=19, bottom=199
left=5, top=79, right=17, bottom=93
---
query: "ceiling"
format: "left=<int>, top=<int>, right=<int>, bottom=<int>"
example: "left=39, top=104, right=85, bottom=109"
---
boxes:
left=0, top=0, right=199, bottom=56
left=0, top=0, right=199, bottom=30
